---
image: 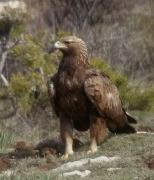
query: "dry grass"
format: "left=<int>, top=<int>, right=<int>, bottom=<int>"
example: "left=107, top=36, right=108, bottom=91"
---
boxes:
left=0, top=111, right=153, bottom=179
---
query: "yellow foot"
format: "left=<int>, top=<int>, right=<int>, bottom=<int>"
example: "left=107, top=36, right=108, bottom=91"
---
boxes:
left=61, top=151, right=74, bottom=160
left=61, top=153, right=69, bottom=160
left=87, top=147, right=97, bottom=154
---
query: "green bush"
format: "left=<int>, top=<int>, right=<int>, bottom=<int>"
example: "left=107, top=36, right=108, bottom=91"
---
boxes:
left=125, top=86, right=154, bottom=111
left=10, top=73, right=31, bottom=97
left=91, top=58, right=128, bottom=88
left=10, top=33, right=60, bottom=73
left=9, top=32, right=62, bottom=113
left=11, top=39, right=45, bottom=68
left=9, top=73, right=32, bottom=112
left=91, top=58, right=154, bottom=112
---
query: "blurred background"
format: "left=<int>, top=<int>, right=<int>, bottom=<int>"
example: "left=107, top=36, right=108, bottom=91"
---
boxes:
left=0, top=0, right=154, bottom=144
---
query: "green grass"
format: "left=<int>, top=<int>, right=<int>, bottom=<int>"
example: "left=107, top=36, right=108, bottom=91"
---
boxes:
left=0, top=130, right=14, bottom=151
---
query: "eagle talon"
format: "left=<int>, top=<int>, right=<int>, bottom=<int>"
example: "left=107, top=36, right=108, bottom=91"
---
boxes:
left=88, top=138, right=98, bottom=154
left=87, top=150, right=92, bottom=154
left=61, top=151, right=74, bottom=160
left=87, top=149, right=97, bottom=154
left=61, top=154, right=69, bottom=160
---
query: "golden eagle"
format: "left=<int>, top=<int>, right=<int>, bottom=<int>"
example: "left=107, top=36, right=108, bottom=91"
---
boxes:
left=48, top=36, right=137, bottom=158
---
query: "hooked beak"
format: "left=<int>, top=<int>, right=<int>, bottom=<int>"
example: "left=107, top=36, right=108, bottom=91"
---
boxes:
left=54, top=41, right=67, bottom=50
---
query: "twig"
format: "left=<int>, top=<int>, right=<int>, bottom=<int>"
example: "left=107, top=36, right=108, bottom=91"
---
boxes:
left=0, top=74, right=9, bottom=87
left=81, top=0, right=100, bottom=32
left=0, top=39, right=20, bottom=86
left=0, top=51, right=8, bottom=74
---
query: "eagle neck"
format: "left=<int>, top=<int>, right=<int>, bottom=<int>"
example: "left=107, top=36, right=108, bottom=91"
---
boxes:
left=59, top=54, right=89, bottom=73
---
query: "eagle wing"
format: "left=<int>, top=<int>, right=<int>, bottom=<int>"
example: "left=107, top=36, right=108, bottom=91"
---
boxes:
left=84, top=71, right=126, bottom=126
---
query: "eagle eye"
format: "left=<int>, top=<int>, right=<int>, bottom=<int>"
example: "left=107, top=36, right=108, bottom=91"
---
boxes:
left=63, top=40, right=71, bottom=44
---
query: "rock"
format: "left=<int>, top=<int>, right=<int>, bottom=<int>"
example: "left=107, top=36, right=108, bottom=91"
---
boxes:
left=147, top=159, right=154, bottom=170
left=0, top=1, right=26, bottom=14
left=0, top=158, right=11, bottom=171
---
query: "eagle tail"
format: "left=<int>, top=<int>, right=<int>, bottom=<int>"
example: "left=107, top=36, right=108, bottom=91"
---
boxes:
left=125, top=112, right=137, bottom=124
left=113, top=123, right=136, bottom=134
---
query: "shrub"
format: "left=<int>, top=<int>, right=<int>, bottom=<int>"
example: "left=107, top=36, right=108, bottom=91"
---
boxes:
left=91, top=58, right=154, bottom=112
left=10, top=39, right=45, bottom=68
left=125, top=86, right=154, bottom=111
left=90, top=58, right=128, bottom=88
left=9, top=73, right=32, bottom=112
left=8, top=32, right=62, bottom=113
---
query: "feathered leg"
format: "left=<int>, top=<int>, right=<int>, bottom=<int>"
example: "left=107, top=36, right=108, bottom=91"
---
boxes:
left=60, top=116, right=73, bottom=159
left=88, top=115, right=108, bottom=153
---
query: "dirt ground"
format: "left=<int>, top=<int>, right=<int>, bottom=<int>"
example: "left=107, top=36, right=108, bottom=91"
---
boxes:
left=0, top=111, right=154, bottom=180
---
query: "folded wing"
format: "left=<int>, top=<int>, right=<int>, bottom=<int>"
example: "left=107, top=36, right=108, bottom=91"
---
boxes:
left=84, top=71, right=136, bottom=133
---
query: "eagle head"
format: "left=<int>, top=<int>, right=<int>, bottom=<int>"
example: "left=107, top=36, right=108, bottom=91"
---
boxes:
left=54, top=36, right=88, bottom=58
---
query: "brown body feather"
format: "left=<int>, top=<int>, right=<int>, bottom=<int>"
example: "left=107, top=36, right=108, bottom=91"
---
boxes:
left=48, top=36, right=137, bottom=157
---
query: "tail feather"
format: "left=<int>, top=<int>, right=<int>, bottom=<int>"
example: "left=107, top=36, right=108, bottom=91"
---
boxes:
left=126, top=112, right=137, bottom=124
left=108, top=110, right=137, bottom=134
left=110, top=123, right=136, bottom=134
left=117, top=123, right=136, bottom=134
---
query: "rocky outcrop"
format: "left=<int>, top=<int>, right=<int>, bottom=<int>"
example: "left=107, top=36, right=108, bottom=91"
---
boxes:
left=0, top=1, right=25, bottom=14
